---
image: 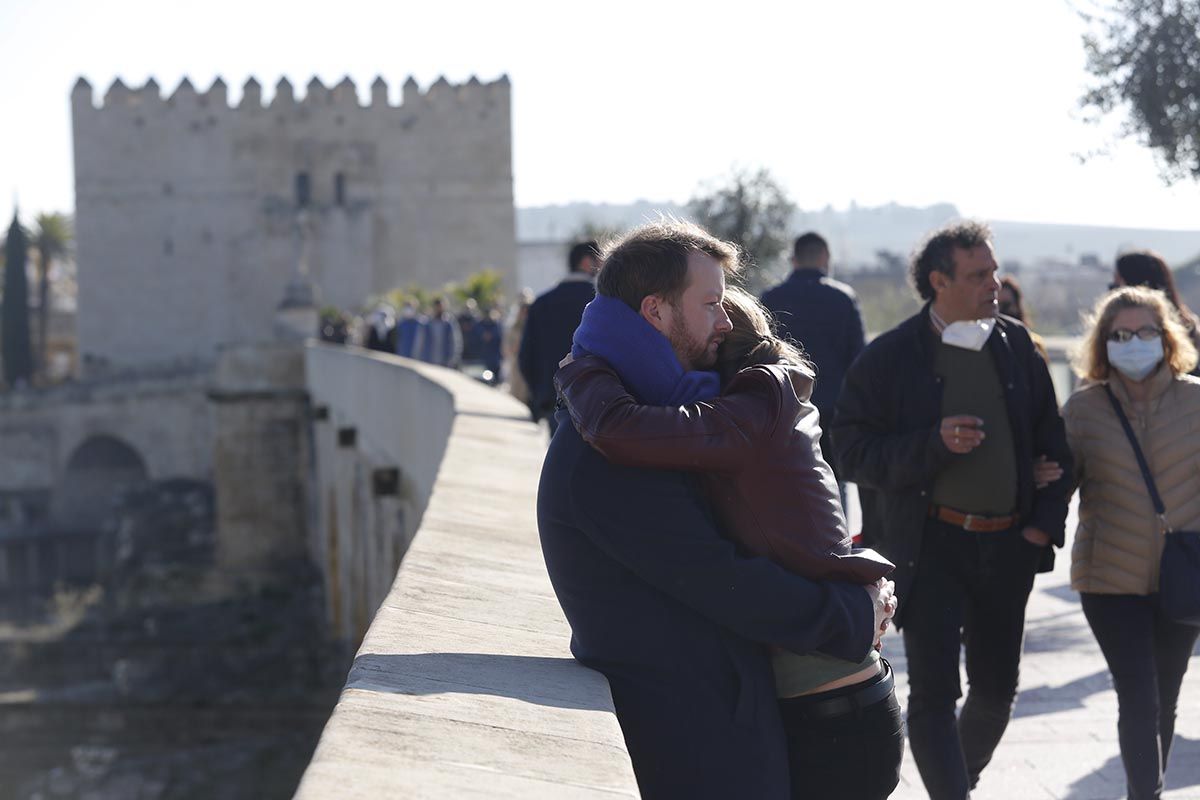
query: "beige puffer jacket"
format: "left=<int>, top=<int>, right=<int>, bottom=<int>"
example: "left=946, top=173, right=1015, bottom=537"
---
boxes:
left=1064, top=368, right=1200, bottom=595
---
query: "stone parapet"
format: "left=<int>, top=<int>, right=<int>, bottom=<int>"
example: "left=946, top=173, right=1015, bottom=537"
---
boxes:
left=295, top=343, right=637, bottom=798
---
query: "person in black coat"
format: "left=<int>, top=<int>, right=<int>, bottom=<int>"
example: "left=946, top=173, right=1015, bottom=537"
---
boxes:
left=833, top=220, right=1072, bottom=800
left=761, top=232, right=866, bottom=487
left=518, top=241, right=600, bottom=432
left=539, top=220, right=887, bottom=800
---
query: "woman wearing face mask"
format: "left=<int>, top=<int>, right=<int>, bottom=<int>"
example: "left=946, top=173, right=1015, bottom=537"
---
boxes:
left=1063, top=286, right=1200, bottom=800
left=1111, top=250, right=1200, bottom=359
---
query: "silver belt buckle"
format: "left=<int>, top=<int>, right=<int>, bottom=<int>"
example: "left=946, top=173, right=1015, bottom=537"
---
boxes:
left=962, top=513, right=980, bottom=531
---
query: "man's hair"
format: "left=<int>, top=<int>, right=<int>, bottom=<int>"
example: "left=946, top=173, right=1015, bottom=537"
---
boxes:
left=596, top=219, right=742, bottom=311
left=909, top=220, right=992, bottom=301
left=792, top=232, right=829, bottom=263
left=568, top=241, right=601, bottom=273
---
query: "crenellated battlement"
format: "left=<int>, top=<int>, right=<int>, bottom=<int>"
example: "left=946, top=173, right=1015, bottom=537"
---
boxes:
left=71, top=69, right=515, bottom=373
left=71, top=74, right=510, bottom=112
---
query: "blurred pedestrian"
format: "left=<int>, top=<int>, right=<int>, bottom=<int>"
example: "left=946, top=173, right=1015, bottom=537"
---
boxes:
left=416, top=297, right=462, bottom=368
left=458, top=298, right=483, bottom=365
left=505, top=290, right=535, bottom=411
left=365, top=305, right=396, bottom=353
left=477, top=308, right=503, bottom=384
left=762, top=232, right=866, bottom=499
left=518, top=241, right=600, bottom=433
left=998, top=275, right=1048, bottom=359
left=395, top=302, right=422, bottom=358
left=1063, top=285, right=1200, bottom=800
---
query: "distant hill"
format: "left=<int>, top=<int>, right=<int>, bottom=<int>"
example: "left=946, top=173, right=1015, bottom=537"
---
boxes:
left=517, top=201, right=1200, bottom=270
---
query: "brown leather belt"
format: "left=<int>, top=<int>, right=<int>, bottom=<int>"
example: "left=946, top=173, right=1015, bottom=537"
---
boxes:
left=928, top=505, right=1018, bottom=533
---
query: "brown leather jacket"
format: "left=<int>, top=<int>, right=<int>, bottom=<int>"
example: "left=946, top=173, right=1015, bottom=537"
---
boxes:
left=555, top=356, right=894, bottom=584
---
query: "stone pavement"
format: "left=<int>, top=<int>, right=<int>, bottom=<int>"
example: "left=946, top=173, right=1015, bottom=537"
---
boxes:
left=874, top=495, right=1200, bottom=800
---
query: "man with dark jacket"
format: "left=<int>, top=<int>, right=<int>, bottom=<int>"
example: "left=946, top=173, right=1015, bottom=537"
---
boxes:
left=833, top=220, right=1072, bottom=800
left=518, top=241, right=600, bottom=433
left=539, top=220, right=891, bottom=799
left=761, top=232, right=865, bottom=485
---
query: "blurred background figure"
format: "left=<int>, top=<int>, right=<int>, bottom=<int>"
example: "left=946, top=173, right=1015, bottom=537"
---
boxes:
left=458, top=298, right=483, bottom=366
left=518, top=241, right=600, bottom=433
left=1112, top=250, right=1200, bottom=363
left=364, top=305, right=397, bottom=353
left=505, top=290, right=535, bottom=413
left=477, top=308, right=503, bottom=385
left=1063, top=285, right=1200, bottom=800
left=415, top=297, right=462, bottom=368
left=762, top=232, right=866, bottom=505
left=395, top=302, right=422, bottom=359
left=998, top=275, right=1048, bottom=359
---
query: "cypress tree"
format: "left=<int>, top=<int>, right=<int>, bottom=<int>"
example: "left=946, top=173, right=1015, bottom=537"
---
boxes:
left=2, top=211, right=33, bottom=387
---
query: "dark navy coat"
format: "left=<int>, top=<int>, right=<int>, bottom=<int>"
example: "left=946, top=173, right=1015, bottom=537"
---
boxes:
left=761, top=269, right=866, bottom=474
left=537, top=416, right=874, bottom=799
left=518, top=277, right=595, bottom=419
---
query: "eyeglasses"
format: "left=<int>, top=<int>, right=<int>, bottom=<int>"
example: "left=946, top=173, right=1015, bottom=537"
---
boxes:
left=1108, top=326, right=1162, bottom=343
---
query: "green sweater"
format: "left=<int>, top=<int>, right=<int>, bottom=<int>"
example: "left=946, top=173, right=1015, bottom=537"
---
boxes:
left=932, top=342, right=1018, bottom=514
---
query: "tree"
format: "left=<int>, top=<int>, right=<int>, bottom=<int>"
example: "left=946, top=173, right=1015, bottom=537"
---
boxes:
left=450, top=269, right=506, bottom=312
left=32, top=212, right=72, bottom=378
left=688, top=167, right=795, bottom=291
left=2, top=212, right=33, bottom=388
left=1081, top=0, right=1200, bottom=182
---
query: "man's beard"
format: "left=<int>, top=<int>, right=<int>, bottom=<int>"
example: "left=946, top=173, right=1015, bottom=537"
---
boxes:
left=668, top=314, right=716, bottom=371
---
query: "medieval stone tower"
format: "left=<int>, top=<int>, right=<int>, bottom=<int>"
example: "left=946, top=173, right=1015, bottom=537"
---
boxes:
left=71, top=75, right=515, bottom=371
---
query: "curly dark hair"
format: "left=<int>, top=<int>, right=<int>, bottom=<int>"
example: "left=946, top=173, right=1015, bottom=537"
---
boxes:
left=909, top=220, right=992, bottom=301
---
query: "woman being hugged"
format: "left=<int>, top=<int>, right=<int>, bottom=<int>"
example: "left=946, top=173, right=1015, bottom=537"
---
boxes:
left=1064, top=286, right=1200, bottom=800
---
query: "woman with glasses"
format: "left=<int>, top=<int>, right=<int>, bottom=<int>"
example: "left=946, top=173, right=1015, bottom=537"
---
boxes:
left=1063, top=286, right=1200, bottom=800
left=1111, top=250, right=1200, bottom=373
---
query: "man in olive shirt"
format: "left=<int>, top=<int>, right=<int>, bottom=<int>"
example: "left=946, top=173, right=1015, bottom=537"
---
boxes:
left=833, top=221, right=1073, bottom=800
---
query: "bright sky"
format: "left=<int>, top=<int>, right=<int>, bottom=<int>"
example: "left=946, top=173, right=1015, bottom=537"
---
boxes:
left=1, top=0, right=1198, bottom=231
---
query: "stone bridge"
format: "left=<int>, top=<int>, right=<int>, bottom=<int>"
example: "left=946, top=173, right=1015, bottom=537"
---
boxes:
left=296, top=343, right=638, bottom=797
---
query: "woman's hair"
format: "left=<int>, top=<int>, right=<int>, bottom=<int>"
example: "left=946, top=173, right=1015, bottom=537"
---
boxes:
left=998, top=275, right=1027, bottom=322
left=1073, top=286, right=1198, bottom=382
left=1115, top=250, right=1196, bottom=327
left=715, top=286, right=811, bottom=384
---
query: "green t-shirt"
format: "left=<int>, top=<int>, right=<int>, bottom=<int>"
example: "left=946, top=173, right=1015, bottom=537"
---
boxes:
left=772, top=648, right=880, bottom=698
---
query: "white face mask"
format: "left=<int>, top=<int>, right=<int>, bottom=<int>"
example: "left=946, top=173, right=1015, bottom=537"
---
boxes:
left=1107, top=336, right=1164, bottom=382
left=941, top=317, right=996, bottom=352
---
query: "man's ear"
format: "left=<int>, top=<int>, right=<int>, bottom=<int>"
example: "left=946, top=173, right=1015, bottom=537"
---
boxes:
left=640, top=294, right=669, bottom=334
left=929, top=269, right=950, bottom=295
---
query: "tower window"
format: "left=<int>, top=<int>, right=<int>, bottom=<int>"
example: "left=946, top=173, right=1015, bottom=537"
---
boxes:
left=335, top=173, right=346, bottom=207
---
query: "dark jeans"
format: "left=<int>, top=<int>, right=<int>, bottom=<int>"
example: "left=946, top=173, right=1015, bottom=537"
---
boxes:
left=1081, top=592, right=1200, bottom=800
left=901, top=519, right=1042, bottom=800
left=778, top=661, right=905, bottom=800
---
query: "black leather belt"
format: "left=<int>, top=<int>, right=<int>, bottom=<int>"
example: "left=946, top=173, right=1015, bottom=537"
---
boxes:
left=785, top=658, right=895, bottom=720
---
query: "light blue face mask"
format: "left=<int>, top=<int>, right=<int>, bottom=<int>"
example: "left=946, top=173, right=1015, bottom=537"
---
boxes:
left=1106, top=336, right=1164, bottom=381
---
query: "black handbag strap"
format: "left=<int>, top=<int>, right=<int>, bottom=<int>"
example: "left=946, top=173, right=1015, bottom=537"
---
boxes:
left=1102, top=383, right=1171, bottom=531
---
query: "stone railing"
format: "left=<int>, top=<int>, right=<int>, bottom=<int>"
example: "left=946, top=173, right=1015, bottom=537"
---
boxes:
left=296, top=343, right=638, bottom=798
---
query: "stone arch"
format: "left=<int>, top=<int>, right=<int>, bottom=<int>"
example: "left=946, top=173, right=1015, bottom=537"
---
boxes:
left=55, top=435, right=149, bottom=531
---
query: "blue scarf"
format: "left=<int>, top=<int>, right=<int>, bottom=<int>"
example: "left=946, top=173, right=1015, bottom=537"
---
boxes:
left=572, top=294, right=721, bottom=406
